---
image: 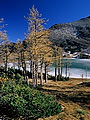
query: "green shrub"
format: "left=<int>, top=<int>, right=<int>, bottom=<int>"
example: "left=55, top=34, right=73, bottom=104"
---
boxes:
left=76, top=109, right=87, bottom=115
left=48, top=75, right=55, bottom=80
left=14, top=73, right=25, bottom=84
left=0, top=82, right=61, bottom=119
left=57, top=75, right=69, bottom=81
left=1, top=72, right=8, bottom=79
left=26, top=71, right=32, bottom=78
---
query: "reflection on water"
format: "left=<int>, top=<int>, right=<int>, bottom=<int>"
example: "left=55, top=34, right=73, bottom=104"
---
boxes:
left=49, top=59, right=90, bottom=78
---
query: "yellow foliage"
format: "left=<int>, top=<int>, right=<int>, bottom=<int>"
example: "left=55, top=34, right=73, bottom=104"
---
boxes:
left=26, top=6, right=54, bottom=65
left=0, top=77, right=7, bottom=82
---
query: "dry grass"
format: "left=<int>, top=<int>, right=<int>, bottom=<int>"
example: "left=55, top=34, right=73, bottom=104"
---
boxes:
left=38, top=78, right=90, bottom=120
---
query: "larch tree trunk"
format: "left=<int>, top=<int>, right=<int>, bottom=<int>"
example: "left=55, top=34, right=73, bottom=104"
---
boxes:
left=33, top=61, right=36, bottom=87
left=5, top=49, right=8, bottom=73
left=45, top=63, right=48, bottom=83
left=35, top=61, right=38, bottom=87
left=17, top=55, right=20, bottom=70
left=29, top=60, right=33, bottom=79
left=55, top=67, right=57, bottom=81
left=58, top=59, right=60, bottom=76
left=40, top=62, right=43, bottom=85
left=65, top=63, right=68, bottom=78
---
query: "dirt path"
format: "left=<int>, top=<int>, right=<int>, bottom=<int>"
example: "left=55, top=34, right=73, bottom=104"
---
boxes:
left=38, top=78, right=90, bottom=120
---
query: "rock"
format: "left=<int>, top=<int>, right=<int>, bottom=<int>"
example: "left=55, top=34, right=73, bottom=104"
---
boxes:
left=49, top=16, right=90, bottom=52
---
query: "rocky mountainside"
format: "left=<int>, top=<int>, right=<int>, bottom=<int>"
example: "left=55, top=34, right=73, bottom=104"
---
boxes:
left=49, top=16, right=90, bottom=53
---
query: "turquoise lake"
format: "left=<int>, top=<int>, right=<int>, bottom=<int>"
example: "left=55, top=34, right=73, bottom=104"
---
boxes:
left=49, top=59, right=90, bottom=78
left=8, top=59, right=90, bottom=78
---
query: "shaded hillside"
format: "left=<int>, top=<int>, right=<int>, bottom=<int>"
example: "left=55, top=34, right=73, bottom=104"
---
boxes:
left=49, top=16, right=90, bottom=53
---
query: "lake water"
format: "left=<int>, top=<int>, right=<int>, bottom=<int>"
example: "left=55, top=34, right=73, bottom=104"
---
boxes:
left=8, top=59, right=90, bottom=78
left=48, top=59, right=90, bottom=78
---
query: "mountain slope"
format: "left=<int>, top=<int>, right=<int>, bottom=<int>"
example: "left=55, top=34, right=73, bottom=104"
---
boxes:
left=49, top=16, right=90, bottom=53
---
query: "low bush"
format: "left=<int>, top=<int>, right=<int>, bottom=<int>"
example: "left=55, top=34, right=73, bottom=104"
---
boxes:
left=0, top=67, right=27, bottom=85
left=14, top=73, right=26, bottom=84
left=76, top=109, right=87, bottom=115
left=38, top=73, right=55, bottom=80
left=0, top=81, right=61, bottom=119
left=48, top=75, right=55, bottom=80
left=26, top=71, right=32, bottom=78
left=57, top=75, right=69, bottom=81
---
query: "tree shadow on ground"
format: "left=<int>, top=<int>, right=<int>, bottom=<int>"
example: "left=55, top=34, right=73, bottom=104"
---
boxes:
left=44, top=82, right=90, bottom=90
left=38, top=83, right=90, bottom=110
left=78, top=82, right=90, bottom=87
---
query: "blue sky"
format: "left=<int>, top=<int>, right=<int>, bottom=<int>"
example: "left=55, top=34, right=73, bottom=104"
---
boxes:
left=0, top=0, right=90, bottom=42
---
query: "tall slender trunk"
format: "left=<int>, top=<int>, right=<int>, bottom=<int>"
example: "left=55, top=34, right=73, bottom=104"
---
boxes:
left=60, top=58, right=63, bottom=77
left=32, top=61, right=38, bottom=87
left=5, top=49, right=8, bottom=73
left=45, top=63, right=48, bottom=83
left=33, top=61, right=36, bottom=87
left=24, top=63, right=27, bottom=80
left=13, top=63, right=15, bottom=70
left=58, top=67, right=60, bottom=75
left=86, top=67, right=87, bottom=79
left=55, top=59, right=57, bottom=81
left=21, top=52, right=23, bottom=69
left=65, top=63, right=68, bottom=78
left=22, top=62, right=26, bottom=80
left=13, top=55, right=16, bottom=70
left=61, top=64, right=63, bottom=76
left=35, top=61, right=38, bottom=87
left=18, top=54, right=20, bottom=70
left=58, top=59, right=60, bottom=76
left=32, top=61, right=34, bottom=79
left=21, top=51, right=26, bottom=80
left=40, top=62, right=43, bottom=85
left=30, top=60, right=33, bottom=79
left=55, top=67, right=57, bottom=81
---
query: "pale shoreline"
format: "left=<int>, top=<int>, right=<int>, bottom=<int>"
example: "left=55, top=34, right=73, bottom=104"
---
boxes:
left=48, top=71, right=90, bottom=79
left=8, top=59, right=90, bottom=79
